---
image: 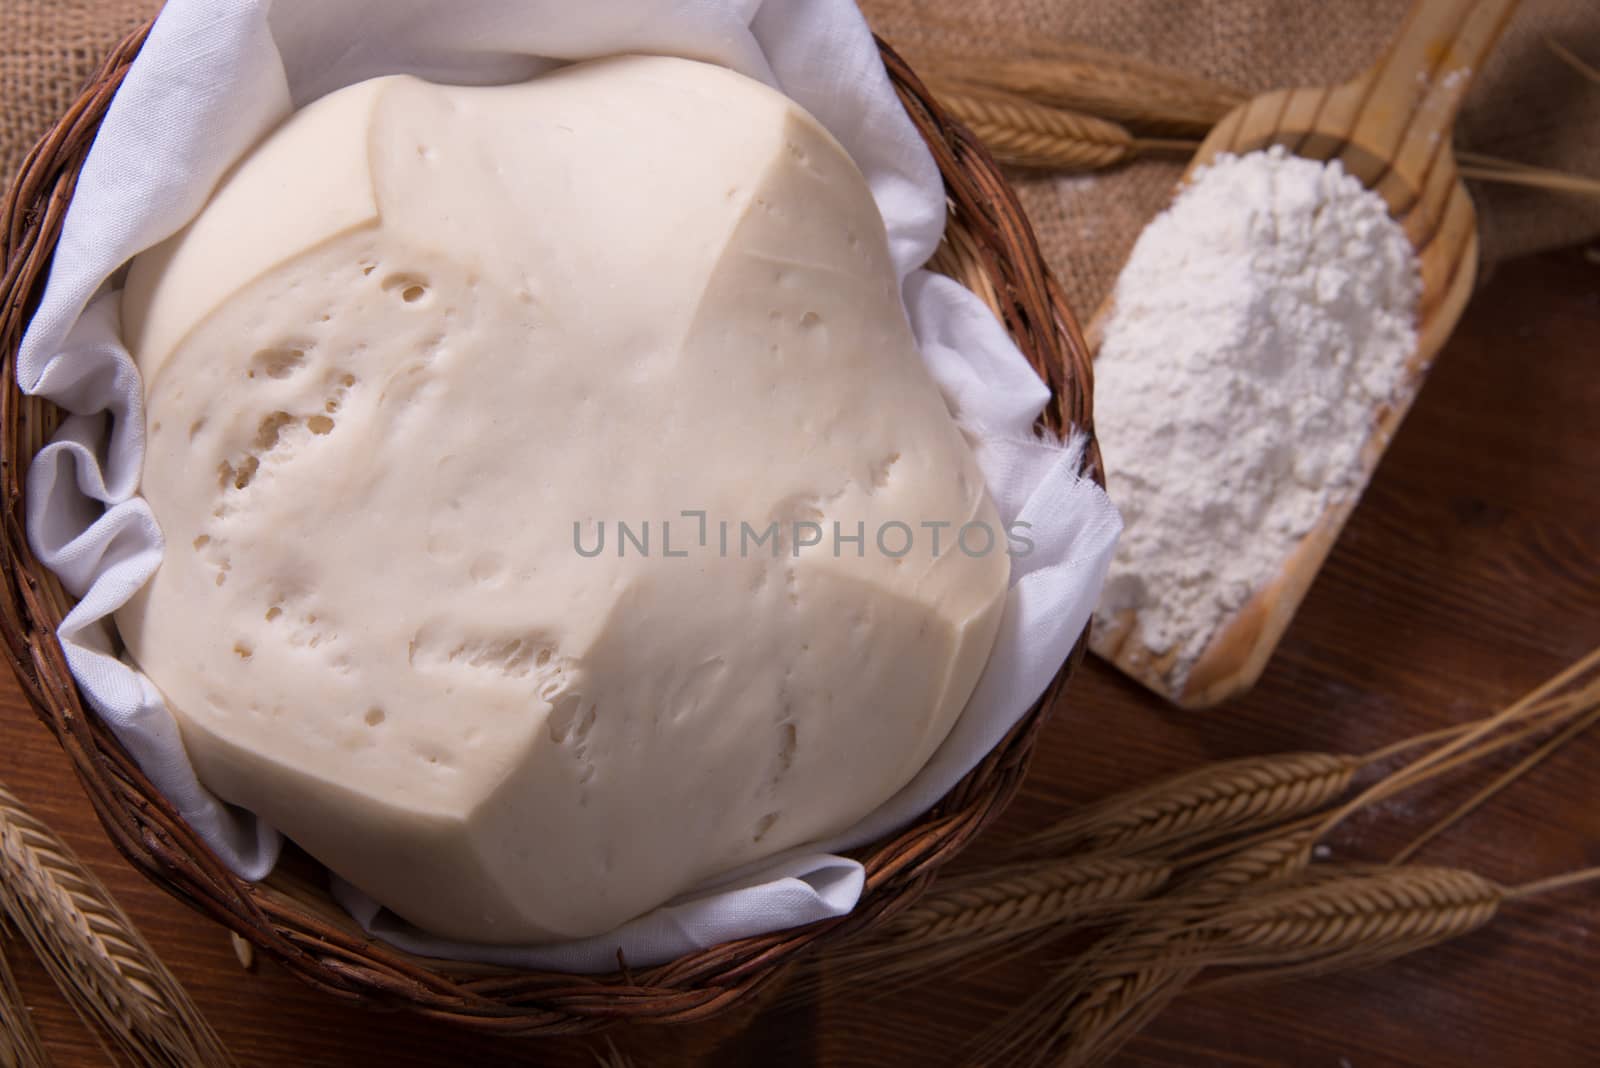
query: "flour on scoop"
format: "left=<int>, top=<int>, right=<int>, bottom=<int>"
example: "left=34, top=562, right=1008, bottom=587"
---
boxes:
left=1092, top=146, right=1419, bottom=688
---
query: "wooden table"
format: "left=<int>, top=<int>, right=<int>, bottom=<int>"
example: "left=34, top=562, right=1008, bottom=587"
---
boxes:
left=4, top=248, right=1596, bottom=1065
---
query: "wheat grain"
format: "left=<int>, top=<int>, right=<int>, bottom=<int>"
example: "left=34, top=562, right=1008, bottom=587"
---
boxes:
left=784, top=930, right=1028, bottom=1010
left=1010, top=866, right=1495, bottom=1068
left=1220, top=868, right=1501, bottom=961
left=1085, top=867, right=1503, bottom=977
left=227, top=932, right=255, bottom=972
left=917, top=52, right=1245, bottom=135
left=1039, top=665, right=1598, bottom=1064
left=882, top=856, right=1170, bottom=945
left=927, top=81, right=1135, bottom=171
left=977, top=832, right=1316, bottom=1068
left=0, top=783, right=234, bottom=1068
left=784, top=858, right=1170, bottom=1010
left=927, top=220, right=1001, bottom=311
left=1011, top=752, right=1358, bottom=859
left=966, top=653, right=1598, bottom=1065
left=1176, top=831, right=1317, bottom=897
left=1058, top=965, right=1187, bottom=1068
left=985, top=933, right=1192, bottom=1068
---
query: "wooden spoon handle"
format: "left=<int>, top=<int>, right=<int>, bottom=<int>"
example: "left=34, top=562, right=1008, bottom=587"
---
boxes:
left=1337, top=0, right=1521, bottom=202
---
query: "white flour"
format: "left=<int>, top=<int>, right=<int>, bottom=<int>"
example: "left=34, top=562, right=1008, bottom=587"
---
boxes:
left=1092, top=146, right=1420, bottom=687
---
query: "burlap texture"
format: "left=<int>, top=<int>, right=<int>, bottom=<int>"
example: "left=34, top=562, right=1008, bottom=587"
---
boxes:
left=0, top=1, right=156, bottom=186
left=861, top=0, right=1600, bottom=316
left=3, top=1, right=1597, bottom=319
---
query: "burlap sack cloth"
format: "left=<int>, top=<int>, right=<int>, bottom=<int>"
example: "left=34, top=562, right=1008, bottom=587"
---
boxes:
left=3, top=0, right=1597, bottom=322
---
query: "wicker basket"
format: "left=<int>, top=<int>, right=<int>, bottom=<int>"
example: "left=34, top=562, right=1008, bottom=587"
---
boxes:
left=0, top=24, right=1100, bottom=1034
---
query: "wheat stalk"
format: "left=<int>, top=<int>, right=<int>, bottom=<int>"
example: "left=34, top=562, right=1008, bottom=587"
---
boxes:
left=1457, top=152, right=1600, bottom=200
left=810, top=666, right=1587, bottom=1021
left=1105, top=867, right=1502, bottom=974
left=1203, top=869, right=1504, bottom=982
left=1394, top=696, right=1600, bottom=864
left=782, top=857, right=1172, bottom=1009
left=1545, top=35, right=1600, bottom=84
left=797, top=649, right=1599, bottom=1063
left=1018, top=658, right=1596, bottom=866
left=925, top=41, right=1600, bottom=200
left=0, top=925, right=53, bottom=1068
left=1010, top=752, right=1358, bottom=860
left=987, top=863, right=1504, bottom=1068
left=915, top=51, right=1246, bottom=135
left=853, top=652, right=1600, bottom=1065
left=1063, top=835, right=1314, bottom=1059
left=984, top=843, right=1600, bottom=1067
left=882, top=856, right=1170, bottom=946
left=0, top=783, right=234, bottom=1068
left=784, top=928, right=1028, bottom=1011
left=927, top=81, right=1136, bottom=171
left=976, top=832, right=1315, bottom=1068
left=1066, top=868, right=1492, bottom=1068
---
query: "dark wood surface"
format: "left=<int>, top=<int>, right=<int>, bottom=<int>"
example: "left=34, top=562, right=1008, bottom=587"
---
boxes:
left=3, top=248, right=1596, bottom=1066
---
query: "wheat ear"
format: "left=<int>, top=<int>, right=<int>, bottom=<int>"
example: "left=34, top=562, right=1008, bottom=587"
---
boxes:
left=927, top=81, right=1136, bottom=170
left=1010, top=752, right=1358, bottom=859
left=0, top=783, right=234, bottom=1068
left=917, top=52, right=1245, bottom=134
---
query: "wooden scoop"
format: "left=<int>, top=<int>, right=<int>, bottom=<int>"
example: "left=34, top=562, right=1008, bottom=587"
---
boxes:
left=1090, top=0, right=1521, bottom=708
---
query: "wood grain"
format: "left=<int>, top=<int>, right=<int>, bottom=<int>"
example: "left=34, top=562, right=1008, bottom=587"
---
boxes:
left=2, top=249, right=1597, bottom=1065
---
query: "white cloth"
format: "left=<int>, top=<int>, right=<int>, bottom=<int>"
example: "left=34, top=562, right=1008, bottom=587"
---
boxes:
left=19, top=0, right=1122, bottom=972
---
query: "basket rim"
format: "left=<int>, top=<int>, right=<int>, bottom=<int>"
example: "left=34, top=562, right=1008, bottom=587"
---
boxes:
left=0, top=22, right=1101, bottom=1034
